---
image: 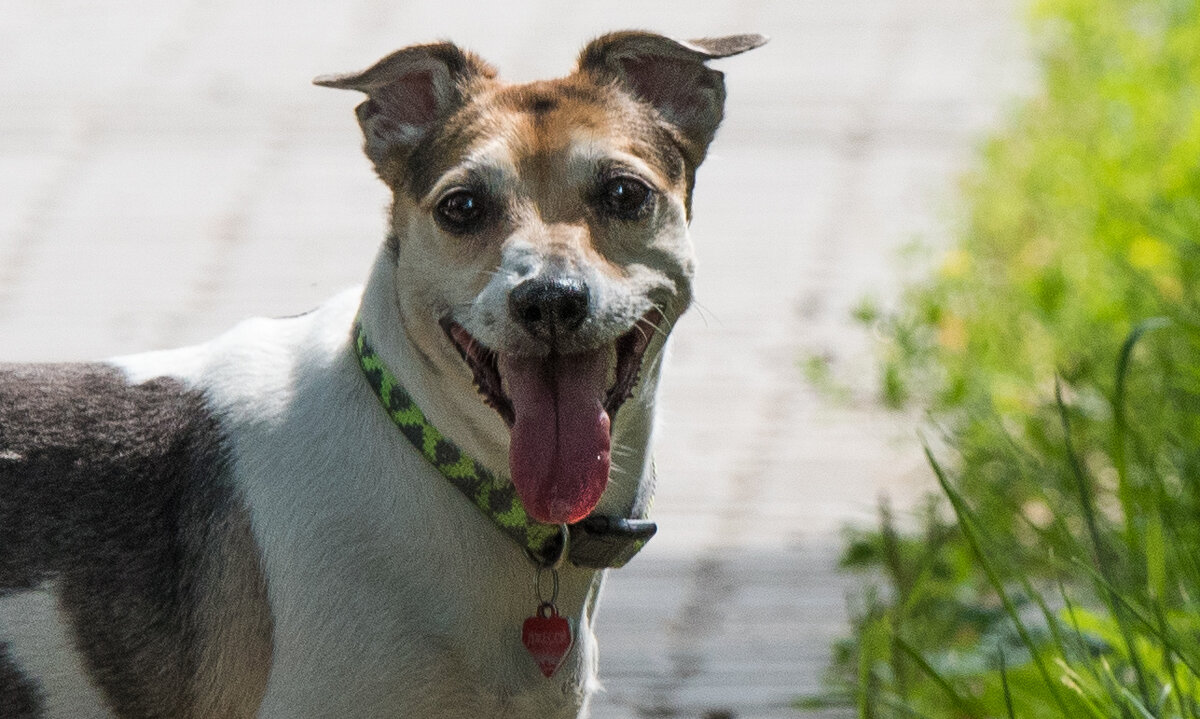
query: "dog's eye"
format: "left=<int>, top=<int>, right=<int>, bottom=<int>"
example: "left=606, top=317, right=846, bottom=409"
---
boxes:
left=435, top=190, right=487, bottom=234
left=597, top=176, right=653, bottom=220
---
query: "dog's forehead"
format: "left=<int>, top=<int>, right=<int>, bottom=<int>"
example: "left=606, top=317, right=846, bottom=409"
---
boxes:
left=408, top=76, right=685, bottom=199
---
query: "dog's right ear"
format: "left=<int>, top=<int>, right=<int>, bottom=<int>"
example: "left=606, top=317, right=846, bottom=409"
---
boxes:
left=314, top=44, right=496, bottom=167
left=577, top=32, right=767, bottom=170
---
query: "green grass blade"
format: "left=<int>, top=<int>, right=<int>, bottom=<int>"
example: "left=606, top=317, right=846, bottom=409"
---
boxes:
left=1055, top=379, right=1154, bottom=707
left=1111, top=317, right=1172, bottom=591
left=997, top=649, right=1016, bottom=719
left=893, top=635, right=983, bottom=717
left=857, top=608, right=889, bottom=719
left=1057, top=659, right=1115, bottom=719
left=1144, top=512, right=1167, bottom=603
left=1068, top=557, right=1200, bottom=679
left=925, top=444, right=1073, bottom=716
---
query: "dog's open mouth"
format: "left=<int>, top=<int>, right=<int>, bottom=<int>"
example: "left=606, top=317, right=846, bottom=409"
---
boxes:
left=441, top=310, right=661, bottom=525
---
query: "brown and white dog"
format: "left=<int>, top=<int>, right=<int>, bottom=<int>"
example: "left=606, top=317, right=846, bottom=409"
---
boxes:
left=0, top=32, right=764, bottom=718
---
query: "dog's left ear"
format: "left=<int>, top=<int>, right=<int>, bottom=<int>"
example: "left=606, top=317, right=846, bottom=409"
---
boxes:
left=314, top=43, right=497, bottom=168
left=578, top=31, right=767, bottom=167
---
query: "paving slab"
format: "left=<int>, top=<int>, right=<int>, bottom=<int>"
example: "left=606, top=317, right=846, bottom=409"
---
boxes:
left=0, top=1, right=1033, bottom=716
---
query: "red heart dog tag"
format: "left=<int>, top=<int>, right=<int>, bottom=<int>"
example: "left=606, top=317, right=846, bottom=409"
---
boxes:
left=522, top=602, right=573, bottom=678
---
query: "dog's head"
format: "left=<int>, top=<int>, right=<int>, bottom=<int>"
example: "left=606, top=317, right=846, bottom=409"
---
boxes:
left=318, top=32, right=764, bottom=525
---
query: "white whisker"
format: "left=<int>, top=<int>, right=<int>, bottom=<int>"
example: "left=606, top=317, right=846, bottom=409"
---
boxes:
left=690, top=299, right=717, bottom=328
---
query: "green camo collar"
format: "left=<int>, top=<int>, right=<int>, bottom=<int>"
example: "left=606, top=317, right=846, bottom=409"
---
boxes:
left=352, top=320, right=655, bottom=569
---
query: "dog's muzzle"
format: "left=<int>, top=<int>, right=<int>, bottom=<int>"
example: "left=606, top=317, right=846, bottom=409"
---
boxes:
left=441, top=304, right=661, bottom=526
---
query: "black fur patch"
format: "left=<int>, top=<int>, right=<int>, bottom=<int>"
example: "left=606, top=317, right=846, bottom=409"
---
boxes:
left=0, top=642, right=43, bottom=718
left=0, top=363, right=271, bottom=716
left=526, top=96, right=557, bottom=115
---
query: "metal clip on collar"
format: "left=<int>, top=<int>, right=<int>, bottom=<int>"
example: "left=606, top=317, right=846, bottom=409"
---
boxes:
left=567, top=516, right=658, bottom=569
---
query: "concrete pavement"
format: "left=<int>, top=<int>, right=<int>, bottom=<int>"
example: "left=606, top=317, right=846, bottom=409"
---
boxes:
left=0, top=2, right=1031, bottom=716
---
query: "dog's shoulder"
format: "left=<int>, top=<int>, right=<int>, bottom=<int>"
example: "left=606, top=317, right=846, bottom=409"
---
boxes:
left=0, top=292, right=372, bottom=718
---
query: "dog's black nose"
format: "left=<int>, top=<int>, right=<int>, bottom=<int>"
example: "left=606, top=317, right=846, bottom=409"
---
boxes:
left=509, top=276, right=590, bottom=339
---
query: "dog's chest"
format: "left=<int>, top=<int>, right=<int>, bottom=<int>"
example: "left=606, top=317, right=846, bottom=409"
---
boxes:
left=181, top=304, right=596, bottom=717
left=240, top=429, right=597, bottom=718
left=247, top=422, right=593, bottom=716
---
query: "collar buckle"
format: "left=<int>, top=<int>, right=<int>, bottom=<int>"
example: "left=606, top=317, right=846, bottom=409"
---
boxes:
left=567, top=516, right=658, bottom=569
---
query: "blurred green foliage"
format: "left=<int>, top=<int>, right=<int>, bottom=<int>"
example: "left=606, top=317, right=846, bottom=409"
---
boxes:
left=869, top=0, right=1200, bottom=555
left=821, top=0, right=1200, bottom=715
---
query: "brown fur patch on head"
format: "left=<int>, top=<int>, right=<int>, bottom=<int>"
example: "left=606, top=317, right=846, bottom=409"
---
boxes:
left=509, top=79, right=686, bottom=189
left=399, top=73, right=689, bottom=210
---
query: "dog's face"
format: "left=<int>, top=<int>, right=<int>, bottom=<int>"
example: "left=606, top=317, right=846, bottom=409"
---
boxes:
left=319, top=32, right=764, bottom=525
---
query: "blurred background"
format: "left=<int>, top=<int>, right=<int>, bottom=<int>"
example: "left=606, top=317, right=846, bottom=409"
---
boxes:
left=0, top=2, right=1035, bottom=717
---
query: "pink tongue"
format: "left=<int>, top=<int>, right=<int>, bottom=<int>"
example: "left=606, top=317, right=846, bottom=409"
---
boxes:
left=499, top=350, right=611, bottom=525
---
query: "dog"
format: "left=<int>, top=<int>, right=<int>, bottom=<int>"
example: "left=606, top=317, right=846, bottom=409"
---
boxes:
left=0, top=31, right=764, bottom=718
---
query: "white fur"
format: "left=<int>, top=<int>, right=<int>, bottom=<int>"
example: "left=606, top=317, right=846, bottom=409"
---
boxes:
left=0, top=583, right=115, bottom=719
left=112, top=264, right=668, bottom=717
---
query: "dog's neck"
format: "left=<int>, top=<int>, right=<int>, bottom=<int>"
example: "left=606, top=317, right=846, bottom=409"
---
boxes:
left=355, top=243, right=663, bottom=552
left=357, top=246, right=512, bottom=476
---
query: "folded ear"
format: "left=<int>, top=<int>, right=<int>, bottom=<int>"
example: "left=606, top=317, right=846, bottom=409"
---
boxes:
left=315, top=43, right=496, bottom=167
left=578, top=32, right=767, bottom=167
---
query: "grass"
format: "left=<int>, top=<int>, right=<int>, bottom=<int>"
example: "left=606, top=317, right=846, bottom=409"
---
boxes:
left=837, top=347, right=1200, bottom=716
left=816, top=0, right=1200, bottom=716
